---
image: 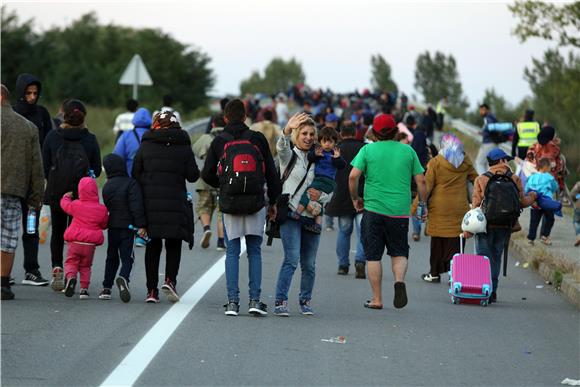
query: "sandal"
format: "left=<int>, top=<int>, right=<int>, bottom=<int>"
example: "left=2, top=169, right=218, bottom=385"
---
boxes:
left=540, top=236, right=552, bottom=246
left=364, top=300, right=383, bottom=309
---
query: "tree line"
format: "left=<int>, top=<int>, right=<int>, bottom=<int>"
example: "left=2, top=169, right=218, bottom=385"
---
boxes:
left=1, top=8, right=214, bottom=112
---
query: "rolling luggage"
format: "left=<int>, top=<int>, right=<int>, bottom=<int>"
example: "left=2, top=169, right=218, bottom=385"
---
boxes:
left=449, top=234, right=492, bottom=306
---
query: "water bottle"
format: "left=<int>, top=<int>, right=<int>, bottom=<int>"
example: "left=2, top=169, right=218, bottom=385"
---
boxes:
left=128, top=225, right=151, bottom=243
left=186, top=192, right=193, bottom=203
left=416, top=202, right=425, bottom=222
left=88, top=169, right=96, bottom=178
left=26, top=208, right=36, bottom=234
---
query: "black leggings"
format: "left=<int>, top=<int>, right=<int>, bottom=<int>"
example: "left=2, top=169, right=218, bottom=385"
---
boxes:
left=145, top=238, right=182, bottom=290
left=50, top=204, right=71, bottom=268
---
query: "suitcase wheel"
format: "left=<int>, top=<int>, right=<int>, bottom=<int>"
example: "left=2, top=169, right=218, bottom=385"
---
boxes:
left=452, top=296, right=460, bottom=304
left=453, top=283, right=462, bottom=294
left=482, top=285, right=491, bottom=297
left=480, top=299, right=488, bottom=307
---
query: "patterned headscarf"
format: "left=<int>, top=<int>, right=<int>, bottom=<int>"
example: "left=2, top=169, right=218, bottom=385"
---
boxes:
left=152, top=111, right=181, bottom=130
left=440, top=133, right=465, bottom=168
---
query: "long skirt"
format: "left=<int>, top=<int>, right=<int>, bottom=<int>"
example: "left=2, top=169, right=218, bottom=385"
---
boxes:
left=429, top=236, right=462, bottom=276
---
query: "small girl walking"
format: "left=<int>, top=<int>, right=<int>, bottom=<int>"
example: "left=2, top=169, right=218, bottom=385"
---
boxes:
left=61, top=177, right=109, bottom=299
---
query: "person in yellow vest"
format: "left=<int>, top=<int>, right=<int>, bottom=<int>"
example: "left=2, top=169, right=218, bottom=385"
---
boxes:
left=435, top=96, right=448, bottom=131
left=512, top=109, right=540, bottom=160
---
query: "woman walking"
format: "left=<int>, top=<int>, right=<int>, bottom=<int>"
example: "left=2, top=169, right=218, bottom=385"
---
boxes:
left=132, top=111, right=199, bottom=303
left=422, top=134, right=477, bottom=282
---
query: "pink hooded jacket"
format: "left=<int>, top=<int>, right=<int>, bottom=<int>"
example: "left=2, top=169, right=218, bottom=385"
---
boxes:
left=60, top=177, right=109, bottom=245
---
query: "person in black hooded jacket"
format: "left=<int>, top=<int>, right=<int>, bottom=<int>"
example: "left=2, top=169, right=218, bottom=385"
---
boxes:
left=11, top=73, right=54, bottom=286
left=100, top=154, right=147, bottom=302
left=132, top=111, right=199, bottom=304
left=42, top=99, right=101, bottom=292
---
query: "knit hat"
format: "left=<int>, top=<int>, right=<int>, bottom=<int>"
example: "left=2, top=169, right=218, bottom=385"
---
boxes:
left=537, top=126, right=555, bottom=145
left=63, top=99, right=87, bottom=126
left=152, top=110, right=181, bottom=130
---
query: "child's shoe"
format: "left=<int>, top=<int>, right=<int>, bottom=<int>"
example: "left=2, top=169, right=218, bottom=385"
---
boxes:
left=116, top=277, right=131, bottom=303
left=79, top=288, right=90, bottom=300
left=98, top=288, right=112, bottom=300
left=306, top=201, right=321, bottom=216
left=64, top=277, right=76, bottom=297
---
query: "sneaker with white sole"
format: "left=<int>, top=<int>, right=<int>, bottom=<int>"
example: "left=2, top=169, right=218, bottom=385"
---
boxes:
left=248, top=300, right=268, bottom=316
left=421, top=273, right=441, bottom=283
left=135, top=237, right=146, bottom=247
left=98, top=288, right=112, bottom=300
left=51, top=267, right=65, bottom=292
left=79, top=288, right=89, bottom=299
left=161, top=279, right=179, bottom=303
left=9, top=277, right=15, bottom=286
left=274, top=300, right=289, bottom=317
left=22, top=272, right=49, bottom=286
left=201, top=229, right=212, bottom=249
left=216, top=239, right=226, bottom=251
left=116, top=277, right=131, bottom=303
left=224, top=301, right=240, bottom=316
left=145, top=288, right=159, bottom=303
left=299, top=300, right=314, bottom=315
left=64, top=277, right=76, bottom=297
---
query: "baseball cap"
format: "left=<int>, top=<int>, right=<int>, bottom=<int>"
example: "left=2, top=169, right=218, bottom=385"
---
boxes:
left=325, top=113, right=339, bottom=122
left=486, top=148, right=513, bottom=163
left=372, top=113, right=396, bottom=134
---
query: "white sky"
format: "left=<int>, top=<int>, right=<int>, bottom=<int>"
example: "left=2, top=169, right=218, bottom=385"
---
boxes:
left=5, top=0, right=561, bottom=107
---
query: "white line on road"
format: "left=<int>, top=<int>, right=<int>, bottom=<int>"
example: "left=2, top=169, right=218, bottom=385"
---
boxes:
left=101, top=241, right=246, bottom=387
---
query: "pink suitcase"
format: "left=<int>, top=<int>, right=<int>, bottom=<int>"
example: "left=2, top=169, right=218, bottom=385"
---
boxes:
left=448, top=235, right=492, bottom=306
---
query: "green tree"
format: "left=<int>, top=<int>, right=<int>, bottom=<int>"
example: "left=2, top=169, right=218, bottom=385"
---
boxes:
left=239, top=57, right=305, bottom=95
left=465, top=89, right=531, bottom=126
left=0, top=7, right=37, bottom=89
left=414, top=51, right=468, bottom=117
left=370, top=54, right=397, bottom=92
left=509, top=1, right=580, bottom=48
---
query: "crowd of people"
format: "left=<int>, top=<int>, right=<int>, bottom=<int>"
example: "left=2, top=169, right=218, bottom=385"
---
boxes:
left=1, top=74, right=578, bottom=315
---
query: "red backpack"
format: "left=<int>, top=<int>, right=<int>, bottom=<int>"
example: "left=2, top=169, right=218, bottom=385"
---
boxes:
left=218, top=131, right=266, bottom=214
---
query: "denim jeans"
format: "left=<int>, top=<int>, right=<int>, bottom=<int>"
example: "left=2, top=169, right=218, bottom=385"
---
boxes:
left=275, top=218, right=320, bottom=302
left=336, top=214, right=365, bottom=267
left=411, top=216, right=422, bottom=236
left=527, top=208, right=555, bottom=240
left=324, top=215, right=335, bottom=229
left=574, top=208, right=580, bottom=235
left=475, top=228, right=510, bottom=293
left=224, top=231, right=263, bottom=303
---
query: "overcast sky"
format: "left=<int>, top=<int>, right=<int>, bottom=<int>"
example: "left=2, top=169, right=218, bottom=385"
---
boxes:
left=6, top=0, right=560, bottom=107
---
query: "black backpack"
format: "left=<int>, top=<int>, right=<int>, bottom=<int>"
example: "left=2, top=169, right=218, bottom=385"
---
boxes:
left=217, top=131, right=265, bottom=214
left=46, top=137, right=90, bottom=203
left=482, top=171, right=521, bottom=227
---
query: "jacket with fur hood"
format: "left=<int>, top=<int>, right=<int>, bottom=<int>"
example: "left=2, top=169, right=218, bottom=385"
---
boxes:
left=61, top=177, right=109, bottom=245
left=12, top=73, right=54, bottom=147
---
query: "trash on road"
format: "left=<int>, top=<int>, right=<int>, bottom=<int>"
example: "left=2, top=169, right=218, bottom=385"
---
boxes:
left=536, top=285, right=544, bottom=289
left=522, top=262, right=530, bottom=268
left=381, top=356, right=389, bottom=359
left=522, top=297, right=527, bottom=300
left=561, top=378, right=580, bottom=386
left=515, top=261, right=520, bottom=267
left=321, top=336, right=346, bottom=344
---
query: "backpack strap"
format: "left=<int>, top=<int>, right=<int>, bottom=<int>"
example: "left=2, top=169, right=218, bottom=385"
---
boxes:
left=291, top=161, right=313, bottom=199
left=280, top=151, right=298, bottom=186
left=220, top=131, right=235, bottom=142
left=483, top=171, right=493, bottom=179
left=132, top=129, right=141, bottom=144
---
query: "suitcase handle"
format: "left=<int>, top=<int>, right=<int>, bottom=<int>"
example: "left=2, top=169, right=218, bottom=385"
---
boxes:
left=459, top=233, right=476, bottom=255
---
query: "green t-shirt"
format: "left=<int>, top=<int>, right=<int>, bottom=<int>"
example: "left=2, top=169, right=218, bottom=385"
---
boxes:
left=351, top=141, right=424, bottom=216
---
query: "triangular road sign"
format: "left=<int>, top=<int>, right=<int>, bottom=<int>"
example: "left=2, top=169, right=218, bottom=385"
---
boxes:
left=119, top=54, right=153, bottom=86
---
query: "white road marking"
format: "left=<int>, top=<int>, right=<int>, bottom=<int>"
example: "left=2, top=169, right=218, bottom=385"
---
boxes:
left=101, top=240, right=246, bottom=387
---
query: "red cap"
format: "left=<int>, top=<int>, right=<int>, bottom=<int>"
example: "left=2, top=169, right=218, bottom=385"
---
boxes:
left=372, top=113, right=396, bottom=134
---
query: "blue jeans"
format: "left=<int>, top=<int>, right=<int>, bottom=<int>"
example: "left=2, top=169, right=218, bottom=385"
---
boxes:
left=411, top=216, right=421, bottom=235
left=324, top=215, right=335, bottom=229
left=336, top=214, right=366, bottom=267
left=275, top=218, right=320, bottom=302
left=475, top=228, right=510, bottom=293
left=224, top=231, right=263, bottom=303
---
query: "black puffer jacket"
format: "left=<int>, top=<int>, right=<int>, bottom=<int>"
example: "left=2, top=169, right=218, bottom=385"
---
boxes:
left=325, top=138, right=366, bottom=217
left=12, top=73, right=54, bottom=147
left=102, top=154, right=146, bottom=229
left=132, top=128, right=199, bottom=243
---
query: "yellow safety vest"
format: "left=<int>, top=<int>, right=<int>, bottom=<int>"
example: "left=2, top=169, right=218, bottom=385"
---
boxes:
left=516, top=121, right=540, bottom=148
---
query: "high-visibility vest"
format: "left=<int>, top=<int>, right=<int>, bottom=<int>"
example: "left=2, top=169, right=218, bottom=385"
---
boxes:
left=516, top=121, right=540, bottom=148
left=436, top=100, right=447, bottom=115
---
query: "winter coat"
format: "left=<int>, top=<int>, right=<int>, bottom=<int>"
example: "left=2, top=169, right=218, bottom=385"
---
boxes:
left=325, top=138, right=365, bottom=217
left=201, top=121, right=281, bottom=206
left=61, top=177, right=109, bottom=245
left=102, top=154, right=147, bottom=229
left=113, top=108, right=151, bottom=176
left=12, top=73, right=54, bottom=147
left=425, top=155, right=478, bottom=238
left=132, top=128, right=199, bottom=243
left=0, top=103, right=44, bottom=208
left=42, top=127, right=102, bottom=204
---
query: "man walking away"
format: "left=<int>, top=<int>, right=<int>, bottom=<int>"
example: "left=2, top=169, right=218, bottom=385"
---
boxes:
left=1, top=84, right=45, bottom=298
left=202, top=99, right=281, bottom=317
left=349, top=113, right=427, bottom=310
left=113, top=99, right=138, bottom=143
left=12, top=73, right=53, bottom=286
left=474, top=103, right=499, bottom=174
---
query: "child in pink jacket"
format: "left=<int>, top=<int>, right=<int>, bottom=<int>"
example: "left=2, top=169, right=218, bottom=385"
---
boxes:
left=61, top=177, right=109, bottom=299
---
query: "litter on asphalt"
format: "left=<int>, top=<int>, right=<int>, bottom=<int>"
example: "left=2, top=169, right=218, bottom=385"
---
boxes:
left=561, top=378, right=580, bottom=386
left=536, top=285, right=544, bottom=289
left=321, top=336, right=346, bottom=344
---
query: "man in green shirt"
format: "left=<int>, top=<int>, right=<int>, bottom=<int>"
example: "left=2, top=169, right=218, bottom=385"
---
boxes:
left=349, top=113, right=427, bottom=310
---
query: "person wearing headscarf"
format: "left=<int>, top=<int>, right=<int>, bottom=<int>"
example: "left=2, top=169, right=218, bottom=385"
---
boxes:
left=421, top=134, right=478, bottom=283
left=132, top=111, right=199, bottom=303
left=525, top=125, right=565, bottom=191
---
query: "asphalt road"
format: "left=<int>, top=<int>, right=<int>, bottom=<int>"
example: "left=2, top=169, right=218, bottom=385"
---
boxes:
left=2, top=203, right=579, bottom=387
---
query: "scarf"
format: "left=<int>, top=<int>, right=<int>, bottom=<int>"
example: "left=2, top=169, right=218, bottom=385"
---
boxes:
left=440, top=133, right=464, bottom=169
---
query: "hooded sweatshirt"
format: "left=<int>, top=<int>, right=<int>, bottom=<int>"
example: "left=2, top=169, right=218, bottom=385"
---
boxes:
left=113, top=107, right=151, bottom=176
left=12, top=73, right=54, bottom=147
left=60, top=177, right=109, bottom=245
left=102, top=154, right=147, bottom=229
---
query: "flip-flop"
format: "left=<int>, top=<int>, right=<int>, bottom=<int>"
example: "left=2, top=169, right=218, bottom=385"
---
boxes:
left=364, top=300, right=383, bottom=309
